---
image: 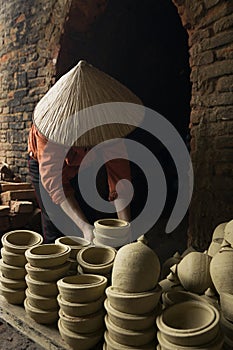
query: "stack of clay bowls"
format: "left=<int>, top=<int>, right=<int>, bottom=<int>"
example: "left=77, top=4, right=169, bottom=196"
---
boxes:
left=156, top=300, right=223, bottom=349
left=57, top=274, right=107, bottom=350
left=104, top=240, right=162, bottom=349
left=93, top=218, right=131, bottom=248
left=0, top=230, right=43, bottom=305
left=77, top=245, right=117, bottom=281
left=24, top=243, right=71, bottom=324
left=55, top=236, right=90, bottom=275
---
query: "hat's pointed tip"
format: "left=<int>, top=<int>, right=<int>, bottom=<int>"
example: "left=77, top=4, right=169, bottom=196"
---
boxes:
left=77, top=60, right=88, bottom=68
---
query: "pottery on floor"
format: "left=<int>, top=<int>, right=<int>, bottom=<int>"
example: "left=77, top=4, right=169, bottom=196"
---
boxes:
left=57, top=293, right=105, bottom=317
left=223, top=220, right=233, bottom=247
left=104, top=331, right=156, bottom=350
left=105, top=285, right=162, bottom=315
left=104, top=298, right=156, bottom=331
left=0, top=282, right=25, bottom=304
left=210, top=246, right=233, bottom=294
left=93, top=229, right=130, bottom=248
left=220, top=292, right=233, bottom=323
left=156, top=301, right=220, bottom=347
left=68, top=258, right=78, bottom=271
left=111, top=241, right=160, bottom=293
left=0, top=274, right=26, bottom=290
left=176, top=252, right=213, bottom=294
left=162, top=290, right=205, bottom=308
left=94, top=219, right=130, bottom=238
left=1, top=247, right=27, bottom=267
left=24, top=298, right=58, bottom=324
left=59, top=308, right=105, bottom=333
left=105, top=315, right=156, bottom=347
left=58, top=319, right=103, bottom=350
left=57, top=274, right=108, bottom=303
left=25, top=288, right=58, bottom=310
left=212, top=222, right=227, bottom=241
left=25, top=274, right=58, bottom=297
left=207, top=239, right=223, bottom=258
left=25, top=244, right=71, bottom=268
left=25, top=261, right=71, bottom=282
left=220, top=312, right=233, bottom=340
left=1, top=230, right=43, bottom=254
left=0, top=259, right=26, bottom=280
left=55, top=236, right=90, bottom=259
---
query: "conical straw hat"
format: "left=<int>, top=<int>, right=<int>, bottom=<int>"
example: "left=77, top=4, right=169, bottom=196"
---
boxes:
left=33, top=60, right=144, bottom=147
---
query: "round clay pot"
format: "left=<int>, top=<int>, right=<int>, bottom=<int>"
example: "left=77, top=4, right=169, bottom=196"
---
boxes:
left=55, top=236, right=90, bottom=259
left=0, top=274, right=26, bottom=290
left=161, top=252, right=182, bottom=279
left=77, top=246, right=116, bottom=275
left=212, top=222, right=227, bottom=241
left=24, top=298, right=58, bottom=324
left=93, top=230, right=130, bottom=248
left=156, top=301, right=220, bottom=346
left=57, top=274, right=108, bottom=303
left=104, top=331, right=156, bottom=350
left=1, top=247, right=27, bottom=267
left=58, top=319, right=103, bottom=350
left=57, top=293, right=105, bottom=317
left=208, top=239, right=223, bottom=258
left=210, top=247, right=233, bottom=294
left=157, top=330, right=224, bottom=350
left=25, top=288, right=58, bottom=310
left=59, top=308, right=105, bottom=333
left=105, top=285, right=162, bottom=315
left=68, top=258, right=78, bottom=271
left=0, top=282, right=25, bottom=304
left=104, top=298, right=155, bottom=331
left=111, top=241, right=160, bottom=293
left=94, top=219, right=130, bottom=239
left=220, top=312, right=233, bottom=340
left=105, top=315, right=156, bottom=347
left=220, top=292, right=233, bottom=322
left=0, top=259, right=26, bottom=280
left=25, top=274, right=58, bottom=297
left=224, top=220, right=233, bottom=247
left=25, top=244, right=71, bottom=268
left=1, top=230, right=43, bottom=254
left=25, top=261, right=70, bottom=282
left=162, top=290, right=205, bottom=308
left=176, top=252, right=213, bottom=294
left=159, top=279, right=184, bottom=293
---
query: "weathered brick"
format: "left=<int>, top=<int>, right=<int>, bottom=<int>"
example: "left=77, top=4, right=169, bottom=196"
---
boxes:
left=190, top=51, right=214, bottom=67
left=214, top=13, right=233, bottom=33
left=200, top=60, right=233, bottom=81
left=216, top=75, right=233, bottom=92
left=9, top=122, right=25, bottom=129
left=215, top=44, right=233, bottom=60
left=29, top=77, right=45, bottom=88
left=204, top=0, right=220, bottom=9
left=204, top=92, right=233, bottom=107
left=197, top=2, right=233, bottom=29
left=201, top=30, right=233, bottom=51
left=215, top=106, right=233, bottom=121
left=16, top=72, right=27, bottom=88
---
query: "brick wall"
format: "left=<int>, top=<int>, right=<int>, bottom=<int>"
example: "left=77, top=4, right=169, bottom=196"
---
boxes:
left=0, top=0, right=232, bottom=249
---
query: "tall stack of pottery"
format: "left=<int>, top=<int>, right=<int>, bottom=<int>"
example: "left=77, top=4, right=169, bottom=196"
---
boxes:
left=0, top=230, right=43, bottom=305
left=24, top=244, right=71, bottom=325
left=57, top=274, right=108, bottom=350
left=77, top=246, right=117, bottom=281
left=93, top=219, right=131, bottom=248
left=156, top=300, right=223, bottom=349
left=104, top=240, right=162, bottom=349
left=55, top=236, right=90, bottom=275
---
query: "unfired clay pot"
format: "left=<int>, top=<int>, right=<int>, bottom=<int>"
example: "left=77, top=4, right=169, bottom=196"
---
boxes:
left=25, top=274, right=58, bottom=297
left=24, top=298, right=58, bottom=324
left=0, top=259, right=26, bottom=280
left=55, top=236, right=90, bottom=259
left=25, top=244, right=71, bottom=268
left=1, top=230, right=43, bottom=254
left=220, top=292, right=233, bottom=322
left=223, top=220, right=233, bottom=247
left=57, top=294, right=105, bottom=317
left=25, top=261, right=70, bottom=282
left=111, top=241, right=160, bottom=293
left=94, top=219, right=130, bottom=238
left=161, top=252, right=182, bottom=280
left=162, top=290, right=205, bottom=308
left=208, top=239, right=223, bottom=258
left=176, top=252, right=213, bottom=294
left=0, top=274, right=26, bottom=290
left=0, top=282, right=25, bottom=304
left=1, top=247, right=27, bottom=267
left=104, top=331, right=156, bottom=350
left=25, top=288, right=58, bottom=310
left=58, top=319, right=103, bottom=350
left=210, top=246, right=233, bottom=294
left=212, top=222, right=227, bottom=241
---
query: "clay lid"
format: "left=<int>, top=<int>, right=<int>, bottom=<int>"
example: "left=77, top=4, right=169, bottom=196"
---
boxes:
left=33, top=60, right=143, bottom=146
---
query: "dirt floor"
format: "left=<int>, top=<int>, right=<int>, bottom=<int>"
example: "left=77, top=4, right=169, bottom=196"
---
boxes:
left=0, top=320, right=44, bottom=350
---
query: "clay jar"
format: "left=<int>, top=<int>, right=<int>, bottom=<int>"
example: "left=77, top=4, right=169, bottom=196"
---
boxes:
left=111, top=241, right=160, bottom=293
left=176, top=252, right=212, bottom=294
left=210, top=246, right=233, bottom=294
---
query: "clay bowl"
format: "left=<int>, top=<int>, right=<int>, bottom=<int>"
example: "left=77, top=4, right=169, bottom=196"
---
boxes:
left=157, top=330, right=224, bottom=350
left=104, top=298, right=156, bottom=331
left=68, top=258, right=78, bottom=271
left=57, top=274, right=108, bottom=303
left=0, top=282, right=25, bottom=304
left=77, top=246, right=116, bottom=275
left=162, top=290, right=205, bottom=308
left=25, top=288, right=58, bottom=310
left=25, top=261, right=70, bottom=282
left=24, top=298, right=58, bottom=324
left=1, top=247, right=27, bottom=267
left=25, top=244, right=71, bottom=268
left=25, top=274, right=58, bottom=297
left=0, top=274, right=26, bottom=290
left=0, top=259, right=26, bottom=280
left=57, top=293, right=105, bottom=317
left=212, top=222, right=227, bottom=241
left=105, top=285, right=162, bottom=315
left=93, top=230, right=130, bottom=248
left=220, top=292, right=233, bottom=322
left=104, top=331, right=156, bottom=350
left=55, top=236, right=90, bottom=259
left=1, top=230, right=43, bottom=254
left=58, top=319, right=103, bottom=350
left=105, top=315, right=156, bottom=347
left=59, top=308, right=105, bottom=333
left=94, top=219, right=130, bottom=239
left=156, top=301, right=220, bottom=346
